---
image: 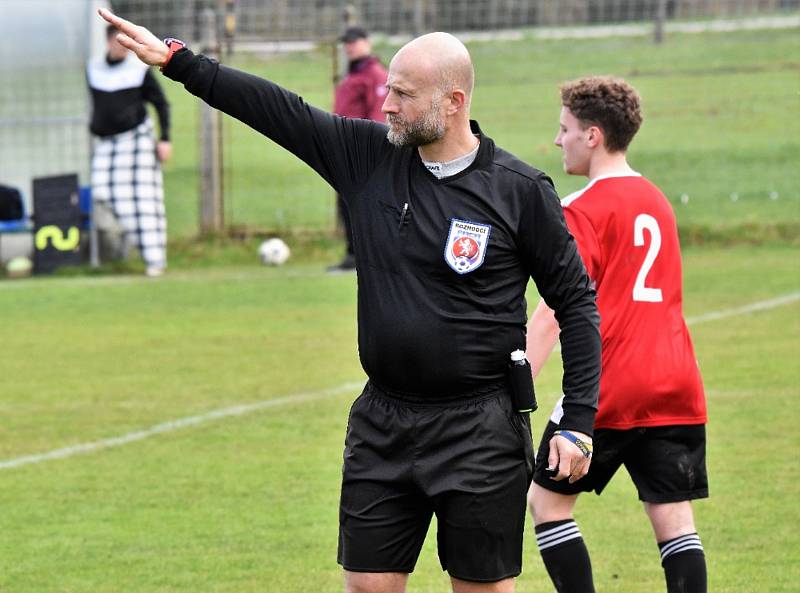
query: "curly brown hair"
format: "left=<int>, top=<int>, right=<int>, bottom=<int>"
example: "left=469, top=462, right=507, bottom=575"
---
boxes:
left=560, top=76, right=643, bottom=153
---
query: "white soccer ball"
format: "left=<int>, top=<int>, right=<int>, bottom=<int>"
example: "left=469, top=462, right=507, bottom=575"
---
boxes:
left=5, top=256, right=33, bottom=278
left=258, top=238, right=290, bottom=266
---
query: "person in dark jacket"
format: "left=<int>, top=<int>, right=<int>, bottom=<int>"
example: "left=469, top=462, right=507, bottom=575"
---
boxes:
left=328, top=26, right=388, bottom=272
left=99, top=9, right=601, bottom=593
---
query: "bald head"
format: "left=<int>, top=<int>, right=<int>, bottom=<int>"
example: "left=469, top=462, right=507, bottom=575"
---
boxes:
left=391, top=32, right=474, bottom=105
left=383, top=32, right=478, bottom=153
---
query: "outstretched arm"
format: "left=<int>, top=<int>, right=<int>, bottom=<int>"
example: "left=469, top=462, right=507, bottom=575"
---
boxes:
left=98, top=8, right=388, bottom=197
left=98, top=9, right=169, bottom=67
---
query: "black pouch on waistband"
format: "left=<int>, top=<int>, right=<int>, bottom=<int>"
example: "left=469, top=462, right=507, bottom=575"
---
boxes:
left=508, top=352, right=537, bottom=413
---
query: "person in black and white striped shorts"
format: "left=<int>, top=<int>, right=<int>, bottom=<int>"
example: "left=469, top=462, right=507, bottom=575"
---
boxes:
left=88, top=24, right=172, bottom=277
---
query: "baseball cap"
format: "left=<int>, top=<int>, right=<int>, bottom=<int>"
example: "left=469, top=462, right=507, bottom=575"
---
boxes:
left=340, top=26, right=368, bottom=43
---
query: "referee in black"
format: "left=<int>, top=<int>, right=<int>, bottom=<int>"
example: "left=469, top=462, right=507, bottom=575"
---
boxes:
left=100, top=9, right=601, bottom=593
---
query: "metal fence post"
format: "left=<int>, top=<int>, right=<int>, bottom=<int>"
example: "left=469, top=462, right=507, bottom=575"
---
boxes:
left=654, top=0, right=669, bottom=44
left=329, top=2, right=359, bottom=236
left=413, top=0, right=426, bottom=36
left=199, top=7, right=224, bottom=234
left=224, top=0, right=236, bottom=56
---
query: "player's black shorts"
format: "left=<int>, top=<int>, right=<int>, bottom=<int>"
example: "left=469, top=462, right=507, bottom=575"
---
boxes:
left=338, top=381, right=534, bottom=582
left=533, top=420, right=708, bottom=503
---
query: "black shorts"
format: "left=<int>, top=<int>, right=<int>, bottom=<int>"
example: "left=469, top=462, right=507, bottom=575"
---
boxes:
left=338, top=382, right=534, bottom=582
left=533, top=421, right=708, bottom=503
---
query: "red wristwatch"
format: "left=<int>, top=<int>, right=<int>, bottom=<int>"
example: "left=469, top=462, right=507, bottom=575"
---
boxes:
left=161, top=37, right=186, bottom=71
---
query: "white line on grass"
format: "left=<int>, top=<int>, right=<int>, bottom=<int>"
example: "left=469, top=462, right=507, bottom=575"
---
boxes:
left=549, top=292, right=799, bottom=354
left=0, top=381, right=364, bottom=471
left=685, top=292, right=800, bottom=326
left=1, top=292, right=798, bottom=472
left=0, top=266, right=341, bottom=290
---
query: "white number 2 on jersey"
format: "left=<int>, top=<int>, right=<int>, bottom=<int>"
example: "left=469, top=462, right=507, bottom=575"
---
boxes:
left=632, top=214, right=663, bottom=302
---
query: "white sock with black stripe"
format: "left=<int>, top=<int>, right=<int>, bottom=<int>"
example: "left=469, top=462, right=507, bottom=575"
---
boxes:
left=658, top=533, right=707, bottom=593
left=535, top=519, right=594, bottom=593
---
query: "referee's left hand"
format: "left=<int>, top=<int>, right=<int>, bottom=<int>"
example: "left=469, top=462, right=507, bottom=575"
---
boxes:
left=98, top=8, right=169, bottom=68
left=547, top=430, right=593, bottom=484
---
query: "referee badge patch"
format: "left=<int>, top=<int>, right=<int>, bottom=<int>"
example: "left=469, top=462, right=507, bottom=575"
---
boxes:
left=444, top=218, right=491, bottom=274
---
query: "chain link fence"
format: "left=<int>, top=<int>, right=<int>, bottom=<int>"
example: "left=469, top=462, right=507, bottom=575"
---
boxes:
left=104, top=0, right=800, bottom=239
left=2, top=0, right=798, bottom=242
left=0, top=0, right=106, bottom=212
left=117, top=0, right=800, bottom=40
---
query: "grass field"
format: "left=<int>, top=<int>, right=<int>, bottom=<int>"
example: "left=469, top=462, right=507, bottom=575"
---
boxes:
left=159, top=27, right=800, bottom=240
left=1, top=244, right=798, bottom=592
left=1, top=19, right=799, bottom=593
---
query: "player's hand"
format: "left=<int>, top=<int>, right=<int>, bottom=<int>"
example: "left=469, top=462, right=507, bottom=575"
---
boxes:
left=156, top=141, right=173, bottom=163
left=98, top=8, right=169, bottom=67
left=547, top=430, right=593, bottom=484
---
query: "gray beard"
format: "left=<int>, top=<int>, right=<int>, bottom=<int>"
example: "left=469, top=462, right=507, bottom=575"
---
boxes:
left=386, top=108, right=445, bottom=147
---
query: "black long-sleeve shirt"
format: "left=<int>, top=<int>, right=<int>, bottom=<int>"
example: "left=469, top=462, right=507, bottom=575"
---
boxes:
left=164, top=49, right=601, bottom=434
left=88, top=54, right=171, bottom=140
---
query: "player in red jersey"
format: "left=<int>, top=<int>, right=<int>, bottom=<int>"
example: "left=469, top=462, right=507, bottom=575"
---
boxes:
left=527, top=77, right=708, bottom=593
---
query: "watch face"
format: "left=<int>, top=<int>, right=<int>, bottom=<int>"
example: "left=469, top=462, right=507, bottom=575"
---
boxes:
left=163, top=37, right=186, bottom=48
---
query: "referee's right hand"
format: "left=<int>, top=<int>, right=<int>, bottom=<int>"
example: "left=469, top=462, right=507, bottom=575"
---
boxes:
left=98, top=8, right=169, bottom=68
